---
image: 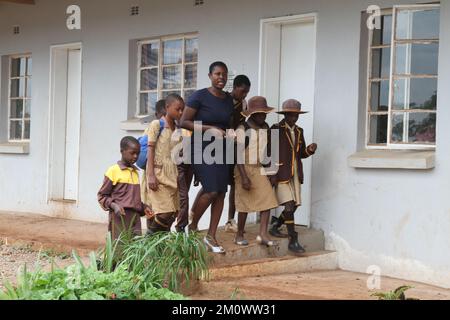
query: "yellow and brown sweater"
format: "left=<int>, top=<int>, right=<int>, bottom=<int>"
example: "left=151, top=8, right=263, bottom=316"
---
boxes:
left=97, top=161, right=144, bottom=214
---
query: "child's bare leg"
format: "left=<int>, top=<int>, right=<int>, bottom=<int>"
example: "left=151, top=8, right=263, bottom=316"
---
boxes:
left=259, top=210, right=271, bottom=242
left=236, top=212, right=248, bottom=241
left=227, top=184, right=236, bottom=221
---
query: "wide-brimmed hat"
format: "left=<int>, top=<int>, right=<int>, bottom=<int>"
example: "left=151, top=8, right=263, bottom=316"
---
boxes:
left=242, top=96, right=275, bottom=117
left=277, top=99, right=309, bottom=114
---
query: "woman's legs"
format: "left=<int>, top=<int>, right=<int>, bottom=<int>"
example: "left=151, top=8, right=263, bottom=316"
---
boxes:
left=207, top=192, right=226, bottom=242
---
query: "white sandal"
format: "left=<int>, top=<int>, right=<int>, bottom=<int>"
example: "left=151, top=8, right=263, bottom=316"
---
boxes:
left=203, top=236, right=225, bottom=254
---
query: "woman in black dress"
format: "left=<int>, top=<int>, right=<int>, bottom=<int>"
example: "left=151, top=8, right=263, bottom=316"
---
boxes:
left=180, top=61, right=234, bottom=254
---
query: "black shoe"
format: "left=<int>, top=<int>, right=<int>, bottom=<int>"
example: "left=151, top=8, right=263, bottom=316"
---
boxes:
left=288, top=232, right=306, bottom=255
left=269, top=226, right=289, bottom=238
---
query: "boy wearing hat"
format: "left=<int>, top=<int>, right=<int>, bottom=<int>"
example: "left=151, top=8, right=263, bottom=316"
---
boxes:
left=269, top=99, right=317, bottom=255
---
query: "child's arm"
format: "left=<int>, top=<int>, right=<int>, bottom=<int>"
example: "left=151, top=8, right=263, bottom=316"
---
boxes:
left=237, top=164, right=251, bottom=191
left=146, top=144, right=159, bottom=191
left=300, top=129, right=317, bottom=159
left=97, top=175, right=125, bottom=217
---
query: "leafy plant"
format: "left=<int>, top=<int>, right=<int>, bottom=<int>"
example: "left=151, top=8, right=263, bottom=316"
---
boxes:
left=230, top=287, right=247, bottom=300
left=371, top=286, right=419, bottom=300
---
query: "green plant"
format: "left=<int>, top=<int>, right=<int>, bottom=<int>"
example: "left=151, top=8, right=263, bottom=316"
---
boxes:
left=38, top=248, right=70, bottom=260
left=120, top=232, right=211, bottom=292
left=371, top=286, right=419, bottom=300
left=230, top=287, right=247, bottom=300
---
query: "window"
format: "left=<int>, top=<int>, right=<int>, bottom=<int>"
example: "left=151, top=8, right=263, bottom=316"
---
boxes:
left=366, top=4, right=439, bottom=149
left=8, top=55, right=32, bottom=141
left=137, top=34, right=198, bottom=116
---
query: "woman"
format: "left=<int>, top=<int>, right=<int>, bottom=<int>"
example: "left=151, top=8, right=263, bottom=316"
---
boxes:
left=180, top=61, right=234, bottom=254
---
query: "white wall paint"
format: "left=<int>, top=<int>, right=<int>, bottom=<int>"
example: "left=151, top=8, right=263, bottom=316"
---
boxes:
left=1, top=0, right=450, bottom=287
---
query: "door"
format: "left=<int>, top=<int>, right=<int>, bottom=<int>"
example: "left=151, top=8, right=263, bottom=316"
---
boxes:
left=260, top=15, right=317, bottom=226
left=64, top=49, right=82, bottom=200
left=48, top=44, right=82, bottom=202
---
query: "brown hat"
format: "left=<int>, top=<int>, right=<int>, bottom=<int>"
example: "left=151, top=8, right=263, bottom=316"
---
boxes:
left=242, top=96, right=275, bottom=117
left=277, top=99, right=309, bottom=114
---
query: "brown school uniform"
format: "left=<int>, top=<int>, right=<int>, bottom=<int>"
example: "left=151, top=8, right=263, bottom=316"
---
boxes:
left=270, top=119, right=313, bottom=206
left=98, top=161, right=144, bottom=240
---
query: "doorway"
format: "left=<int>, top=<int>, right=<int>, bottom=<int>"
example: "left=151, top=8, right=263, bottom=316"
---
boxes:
left=259, top=14, right=317, bottom=226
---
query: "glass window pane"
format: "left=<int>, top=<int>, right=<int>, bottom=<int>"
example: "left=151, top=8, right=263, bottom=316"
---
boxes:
left=184, top=64, right=197, bottom=88
left=372, top=15, right=392, bottom=46
left=24, top=120, right=30, bottom=140
left=9, top=120, right=23, bottom=140
left=371, top=48, right=391, bottom=78
left=184, top=90, right=196, bottom=102
left=141, top=42, right=159, bottom=67
left=370, top=81, right=389, bottom=111
left=369, top=114, right=388, bottom=144
left=392, top=112, right=436, bottom=144
left=185, top=38, right=199, bottom=63
left=11, top=57, right=26, bottom=77
left=395, top=43, right=439, bottom=75
left=26, top=77, right=31, bottom=98
left=162, top=65, right=182, bottom=90
left=163, top=39, right=183, bottom=65
left=26, top=57, right=32, bottom=76
left=140, top=69, right=158, bottom=91
left=393, top=78, right=437, bottom=110
left=24, top=99, right=31, bottom=118
left=10, top=78, right=25, bottom=98
left=10, top=99, right=24, bottom=118
left=396, top=8, right=440, bottom=40
left=161, top=91, right=181, bottom=99
left=140, top=92, right=158, bottom=115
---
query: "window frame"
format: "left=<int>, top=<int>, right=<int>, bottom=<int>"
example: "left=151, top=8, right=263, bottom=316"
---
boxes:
left=136, top=33, right=198, bottom=117
left=7, top=53, right=32, bottom=143
left=365, top=4, right=440, bottom=150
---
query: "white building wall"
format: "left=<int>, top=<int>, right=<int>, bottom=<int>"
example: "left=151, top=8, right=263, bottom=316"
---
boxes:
left=0, top=0, right=449, bottom=287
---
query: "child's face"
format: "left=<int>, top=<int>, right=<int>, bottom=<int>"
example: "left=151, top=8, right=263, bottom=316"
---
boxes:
left=284, top=113, right=299, bottom=127
left=166, top=100, right=184, bottom=121
left=250, top=112, right=267, bottom=126
left=121, top=143, right=140, bottom=166
left=232, top=85, right=250, bottom=102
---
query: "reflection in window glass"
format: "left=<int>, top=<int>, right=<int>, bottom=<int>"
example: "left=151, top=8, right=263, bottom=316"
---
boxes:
left=370, top=81, right=389, bottom=112
left=163, top=65, right=182, bottom=90
left=9, top=120, right=22, bottom=140
left=185, top=38, right=199, bottom=63
left=11, top=57, right=26, bottom=77
left=184, top=64, right=197, bottom=88
left=371, top=48, right=391, bottom=78
left=141, top=42, right=159, bottom=67
left=163, top=40, right=183, bottom=65
left=10, top=99, right=24, bottom=119
left=140, top=92, right=158, bottom=115
left=372, top=15, right=392, bottom=46
left=162, top=91, right=181, bottom=99
left=396, top=8, right=440, bottom=40
left=393, top=78, right=437, bottom=110
left=369, top=115, right=388, bottom=144
left=395, top=43, right=439, bottom=75
left=141, top=69, right=158, bottom=91
left=392, top=112, right=436, bottom=144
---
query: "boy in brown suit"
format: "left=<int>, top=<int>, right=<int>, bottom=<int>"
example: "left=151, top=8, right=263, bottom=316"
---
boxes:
left=269, top=100, right=317, bottom=255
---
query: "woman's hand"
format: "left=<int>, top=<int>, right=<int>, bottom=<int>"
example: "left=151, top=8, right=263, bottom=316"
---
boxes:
left=148, top=174, right=159, bottom=191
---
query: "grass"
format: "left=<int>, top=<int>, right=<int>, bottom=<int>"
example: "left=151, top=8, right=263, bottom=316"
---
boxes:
left=371, top=286, right=419, bottom=300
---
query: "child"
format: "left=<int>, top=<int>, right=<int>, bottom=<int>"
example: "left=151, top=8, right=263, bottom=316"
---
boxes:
left=145, top=94, right=184, bottom=235
left=234, top=96, right=279, bottom=246
left=269, top=99, right=317, bottom=255
left=98, top=136, right=153, bottom=240
left=225, top=75, right=251, bottom=233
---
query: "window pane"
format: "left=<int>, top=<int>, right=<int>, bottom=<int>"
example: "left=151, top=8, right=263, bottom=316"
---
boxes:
left=140, top=92, right=158, bottom=115
left=184, top=90, right=196, bottom=102
left=24, top=99, right=31, bottom=118
left=395, top=43, right=439, bottom=75
left=162, top=65, right=182, bottom=89
left=369, top=114, right=388, bottom=144
left=10, top=99, right=24, bottom=118
left=26, top=77, right=31, bottom=98
left=185, top=38, right=199, bottom=63
left=393, top=78, right=437, bottom=110
left=396, top=8, right=440, bottom=40
left=141, top=42, right=159, bottom=67
left=370, top=81, right=389, bottom=112
left=371, top=48, right=391, bottom=78
left=26, top=57, right=32, bottom=76
left=24, top=120, right=30, bottom=140
left=392, top=112, right=436, bottom=144
left=141, top=69, right=158, bottom=91
left=163, top=39, right=182, bottom=65
left=372, top=15, right=392, bottom=46
left=184, top=64, right=197, bottom=88
left=10, top=78, right=25, bottom=98
left=9, top=120, right=23, bottom=140
left=161, top=91, right=181, bottom=99
left=11, top=57, right=26, bottom=77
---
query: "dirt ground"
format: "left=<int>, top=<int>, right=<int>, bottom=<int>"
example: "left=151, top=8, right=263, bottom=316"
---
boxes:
left=190, top=271, right=450, bottom=300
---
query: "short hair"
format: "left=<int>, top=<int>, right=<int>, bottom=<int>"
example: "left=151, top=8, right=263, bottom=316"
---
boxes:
left=165, top=93, right=184, bottom=107
left=233, top=75, right=251, bottom=88
left=209, top=61, right=228, bottom=74
left=120, top=136, right=139, bottom=150
left=155, top=99, right=166, bottom=115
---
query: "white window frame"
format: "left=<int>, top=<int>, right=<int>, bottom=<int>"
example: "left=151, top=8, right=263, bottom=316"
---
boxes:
left=8, top=53, right=32, bottom=142
left=365, top=4, right=440, bottom=150
left=136, top=33, right=198, bottom=117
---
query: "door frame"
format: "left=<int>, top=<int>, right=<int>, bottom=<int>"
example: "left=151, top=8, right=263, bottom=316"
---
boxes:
left=258, top=13, right=318, bottom=227
left=46, top=42, right=83, bottom=204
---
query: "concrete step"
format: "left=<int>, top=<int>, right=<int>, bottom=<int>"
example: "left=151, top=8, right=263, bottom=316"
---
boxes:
left=208, top=251, right=338, bottom=281
left=210, top=224, right=325, bottom=267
